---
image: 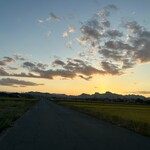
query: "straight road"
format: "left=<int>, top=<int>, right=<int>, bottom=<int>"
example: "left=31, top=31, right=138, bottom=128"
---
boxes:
left=0, top=100, right=150, bottom=150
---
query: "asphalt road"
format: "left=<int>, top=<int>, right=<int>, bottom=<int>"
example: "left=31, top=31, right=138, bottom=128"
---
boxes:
left=0, top=100, right=150, bottom=150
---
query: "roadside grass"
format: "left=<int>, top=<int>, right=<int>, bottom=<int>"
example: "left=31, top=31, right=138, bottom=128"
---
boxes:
left=56, top=101, right=150, bottom=136
left=0, top=97, right=37, bottom=133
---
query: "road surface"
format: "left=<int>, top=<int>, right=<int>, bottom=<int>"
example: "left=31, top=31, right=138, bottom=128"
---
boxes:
left=0, top=100, right=150, bottom=150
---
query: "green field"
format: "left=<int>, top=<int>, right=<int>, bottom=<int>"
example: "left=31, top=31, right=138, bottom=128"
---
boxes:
left=56, top=101, right=150, bottom=136
left=0, top=97, right=37, bottom=133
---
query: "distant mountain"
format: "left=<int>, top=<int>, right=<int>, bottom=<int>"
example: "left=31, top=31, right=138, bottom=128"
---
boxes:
left=76, top=91, right=149, bottom=102
left=0, top=91, right=149, bottom=103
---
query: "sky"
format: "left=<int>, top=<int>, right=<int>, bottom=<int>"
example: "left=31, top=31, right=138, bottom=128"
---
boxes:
left=0, top=0, right=150, bottom=97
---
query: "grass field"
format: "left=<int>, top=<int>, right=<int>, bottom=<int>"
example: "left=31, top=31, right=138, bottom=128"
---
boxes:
left=0, top=97, right=37, bottom=133
left=56, top=101, right=150, bottom=136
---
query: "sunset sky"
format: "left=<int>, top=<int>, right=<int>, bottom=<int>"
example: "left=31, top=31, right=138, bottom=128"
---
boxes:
left=0, top=0, right=150, bottom=97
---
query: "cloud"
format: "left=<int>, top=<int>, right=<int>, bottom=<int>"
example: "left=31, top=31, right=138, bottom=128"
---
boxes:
left=22, top=61, right=48, bottom=71
left=105, top=30, right=123, bottom=38
left=75, top=4, right=150, bottom=76
left=65, top=41, right=73, bottom=49
left=0, top=67, right=10, bottom=76
left=37, top=19, right=44, bottom=24
left=96, top=4, right=118, bottom=17
left=101, top=61, right=121, bottom=75
left=1, top=4, right=150, bottom=82
left=62, top=25, right=75, bottom=39
left=62, top=32, right=68, bottom=38
left=122, top=59, right=135, bottom=69
left=69, top=25, right=76, bottom=33
left=100, top=49, right=123, bottom=61
left=13, top=54, right=28, bottom=61
left=137, top=91, right=150, bottom=95
left=0, top=57, right=15, bottom=66
left=52, top=59, right=66, bottom=67
left=122, top=21, right=142, bottom=34
left=78, top=75, right=92, bottom=81
left=46, top=13, right=61, bottom=21
left=105, top=41, right=132, bottom=50
left=8, top=67, right=21, bottom=71
left=37, top=63, right=48, bottom=70
left=23, top=62, right=36, bottom=69
left=0, top=78, right=44, bottom=87
left=101, top=19, right=110, bottom=27
left=14, top=59, right=105, bottom=80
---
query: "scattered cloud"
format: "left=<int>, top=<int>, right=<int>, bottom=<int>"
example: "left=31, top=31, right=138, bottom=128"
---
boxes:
left=0, top=78, right=44, bottom=87
left=1, top=4, right=150, bottom=83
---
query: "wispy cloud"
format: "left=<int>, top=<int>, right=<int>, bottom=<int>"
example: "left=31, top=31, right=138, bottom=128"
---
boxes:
left=37, top=12, right=61, bottom=25
left=132, top=91, right=150, bottom=95
left=13, top=54, right=28, bottom=61
left=37, top=19, right=44, bottom=24
left=0, top=78, right=44, bottom=87
left=46, top=12, right=61, bottom=21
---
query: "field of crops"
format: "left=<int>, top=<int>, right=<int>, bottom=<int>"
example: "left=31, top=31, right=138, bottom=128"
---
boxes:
left=57, top=101, right=150, bottom=136
left=0, top=97, right=37, bottom=133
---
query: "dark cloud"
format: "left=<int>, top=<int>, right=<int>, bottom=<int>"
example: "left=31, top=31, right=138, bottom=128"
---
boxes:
left=23, top=62, right=36, bottom=69
left=52, top=59, right=66, bottom=67
left=106, top=30, right=123, bottom=38
left=80, top=25, right=101, bottom=40
left=0, top=78, right=44, bottom=87
left=37, top=63, right=48, bottom=70
left=100, top=49, right=123, bottom=61
left=23, top=62, right=48, bottom=70
left=0, top=57, right=15, bottom=66
left=105, top=41, right=132, bottom=50
left=101, top=61, right=121, bottom=75
left=78, top=75, right=92, bottom=81
left=122, top=59, right=135, bottom=69
left=135, top=40, right=150, bottom=63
